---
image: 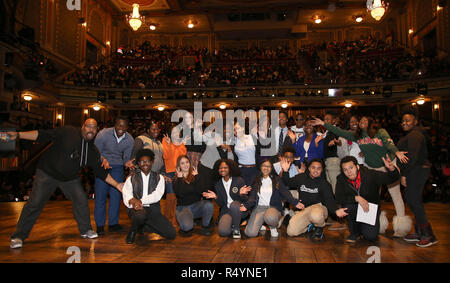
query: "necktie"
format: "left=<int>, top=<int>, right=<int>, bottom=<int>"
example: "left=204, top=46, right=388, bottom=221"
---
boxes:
left=278, top=128, right=284, bottom=155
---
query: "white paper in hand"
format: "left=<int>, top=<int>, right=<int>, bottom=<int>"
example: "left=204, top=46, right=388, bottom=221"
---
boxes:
left=356, top=202, right=378, bottom=226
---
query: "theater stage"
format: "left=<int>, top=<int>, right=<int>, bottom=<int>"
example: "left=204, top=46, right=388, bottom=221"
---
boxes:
left=0, top=200, right=448, bottom=263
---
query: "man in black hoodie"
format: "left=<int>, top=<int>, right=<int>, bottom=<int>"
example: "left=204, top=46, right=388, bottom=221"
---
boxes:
left=281, top=158, right=348, bottom=240
left=3, top=119, right=125, bottom=249
left=336, top=155, right=399, bottom=243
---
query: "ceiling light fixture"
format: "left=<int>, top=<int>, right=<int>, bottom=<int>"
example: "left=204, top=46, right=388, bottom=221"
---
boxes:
left=126, top=4, right=144, bottom=31
left=367, top=0, right=389, bottom=21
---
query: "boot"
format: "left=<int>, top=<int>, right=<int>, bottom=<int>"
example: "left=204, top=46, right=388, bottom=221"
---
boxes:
left=403, top=223, right=421, bottom=242
left=164, top=193, right=178, bottom=228
left=416, top=223, right=438, bottom=248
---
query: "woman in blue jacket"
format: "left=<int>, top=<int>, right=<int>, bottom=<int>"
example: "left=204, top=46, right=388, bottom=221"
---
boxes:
left=288, top=118, right=325, bottom=165
left=243, top=158, right=303, bottom=239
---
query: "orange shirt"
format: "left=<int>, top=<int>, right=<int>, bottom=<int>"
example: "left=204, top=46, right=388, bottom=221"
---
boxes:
left=162, top=138, right=187, bottom=173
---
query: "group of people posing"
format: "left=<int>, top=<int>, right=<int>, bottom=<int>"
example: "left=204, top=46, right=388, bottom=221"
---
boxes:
left=2, top=105, right=438, bottom=250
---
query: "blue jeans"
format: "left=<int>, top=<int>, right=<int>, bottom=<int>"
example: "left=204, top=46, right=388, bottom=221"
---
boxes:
left=176, top=200, right=214, bottom=231
left=94, top=165, right=124, bottom=227
left=163, top=171, right=175, bottom=194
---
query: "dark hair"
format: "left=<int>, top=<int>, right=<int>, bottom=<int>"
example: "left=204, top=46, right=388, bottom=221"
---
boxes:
left=173, top=155, right=195, bottom=184
left=401, top=105, right=419, bottom=119
left=213, top=159, right=241, bottom=180
left=147, top=120, right=159, bottom=130
left=115, top=115, right=129, bottom=124
left=254, top=158, right=279, bottom=193
left=325, top=110, right=336, bottom=118
left=340, top=156, right=358, bottom=169
left=354, top=116, right=379, bottom=139
left=307, top=158, right=324, bottom=169
left=136, top=149, right=155, bottom=162
left=282, top=145, right=296, bottom=156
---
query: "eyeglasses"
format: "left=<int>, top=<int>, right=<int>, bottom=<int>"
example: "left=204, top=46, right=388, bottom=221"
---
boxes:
left=138, top=160, right=152, bottom=165
left=296, top=118, right=304, bottom=121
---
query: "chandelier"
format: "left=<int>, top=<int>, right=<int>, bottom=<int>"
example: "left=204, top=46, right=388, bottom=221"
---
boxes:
left=126, top=4, right=145, bottom=31
left=367, top=0, right=388, bottom=21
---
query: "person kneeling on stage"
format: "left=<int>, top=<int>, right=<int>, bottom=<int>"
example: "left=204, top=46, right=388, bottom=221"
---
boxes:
left=280, top=158, right=348, bottom=240
left=243, top=158, right=303, bottom=239
left=202, top=159, right=250, bottom=239
left=173, top=155, right=214, bottom=236
left=122, top=149, right=176, bottom=244
left=336, top=155, right=399, bottom=243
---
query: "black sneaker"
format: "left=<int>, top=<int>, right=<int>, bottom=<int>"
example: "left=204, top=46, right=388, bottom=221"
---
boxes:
left=346, top=234, right=359, bottom=243
left=201, top=226, right=212, bottom=236
left=232, top=229, right=241, bottom=239
left=311, top=226, right=324, bottom=240
left=109, top=224, right=124, bottom=232
left=126, top=231, right=136, bottom=244
left=179, top=229, right=193, bottom=237
left=96, top=226, right=105, bottom=236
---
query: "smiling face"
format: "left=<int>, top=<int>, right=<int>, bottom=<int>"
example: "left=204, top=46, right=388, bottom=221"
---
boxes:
left=178, top=156, right=191, bottom=173
left=304, top=120, right=315, bottom=135
left=81, top=119, right=98, bottom=141
left=349, top=116, right=359, bottom=132
left=308, top=161, right=323, bottom=179
left=341, top=161, right=359, bottom=181
left=148, top=123, right=160, bottom=139
left=234, top=123, right=244, bottom=137
left=401, top=114, right=417, bottom=132
left=260, top=160, right=272, bottom=177
left=359, top=117, right=369, bottom=131
left=279, top=112, right=288, bottom=128
left=114, top=119, right=128, bottom=138
left=138, top=155, right=153, bottom=174
left=218, top=162, right=230, bottom=178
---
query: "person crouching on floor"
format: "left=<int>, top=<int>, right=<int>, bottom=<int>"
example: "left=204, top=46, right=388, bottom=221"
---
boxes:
left=336, top=155, right=399, bottom=243
left=280, top=158, right=348, bottom=240
left=243, top=158, right=303, bottom=239
left=122, top=149, right=176, bottom=244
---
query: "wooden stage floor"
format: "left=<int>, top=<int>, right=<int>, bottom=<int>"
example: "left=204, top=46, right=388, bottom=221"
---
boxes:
left=0, top=200, right=449, bottom=263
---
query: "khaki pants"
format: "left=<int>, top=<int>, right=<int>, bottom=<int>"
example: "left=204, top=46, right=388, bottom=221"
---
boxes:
left=325, top=157, right=341, bottom=195
left=287, top=203, right=328, bottom=237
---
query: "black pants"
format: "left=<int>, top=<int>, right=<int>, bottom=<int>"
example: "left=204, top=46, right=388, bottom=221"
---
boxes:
left=405, top=166, right=430, bottom=225
left=11, top=169, right=92, bottom=240
left=127, top=203, right=176, bottom=240
left=345, top=203, right=381, bottom=242
left=197, top=163, right=215, bottom=192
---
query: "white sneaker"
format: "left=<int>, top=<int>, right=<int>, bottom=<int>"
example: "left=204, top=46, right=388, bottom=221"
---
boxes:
left=10, top=238, right=23, bottom=249
left=270, top=228, right=279, bottom=238
left=259, top=225, right=267, bottom=236
left=81, top=230, right=98, bottom=239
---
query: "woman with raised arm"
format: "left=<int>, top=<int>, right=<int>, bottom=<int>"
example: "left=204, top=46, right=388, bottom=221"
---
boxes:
left=311, top=116, right=412, bottom=237
left=173, top=155, right=214, bottom=236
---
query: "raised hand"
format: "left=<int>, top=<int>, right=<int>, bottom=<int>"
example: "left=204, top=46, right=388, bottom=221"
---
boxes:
left=315, top=134, right=325, bottom=146
left=192, top=166, right=198, bottom=176
left=125, top=159, right=136, bottom=171
left=395, top=151, right=409, bottom=164
left=310, top=117, right=325, bottom=127
left=287, top=130, right=296, bottom=143
left=382, top=154, right=396, bottom=172
left=280, top=157, right=292, bottom=172
left=163, top=133, right=171, bottom=144
left=240, top=185, right=252, bottom=195
left=176, top=167, right=183, bottom=178
left=297, top=162, right=306, bottom=174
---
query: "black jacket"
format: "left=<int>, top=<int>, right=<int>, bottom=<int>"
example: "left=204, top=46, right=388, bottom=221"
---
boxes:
left=213, top=176, right=248, bottom=216
left=335, top=165, right=400, bottom=205
left=173, top=175, right=206, bottom=206
left=282, top=171, right=339, bottom=214
left=36, top=126, right=108, bottom=182
left=397, top=127, right=429, bottom=177
left=244, top=174, right=300, bottom=212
